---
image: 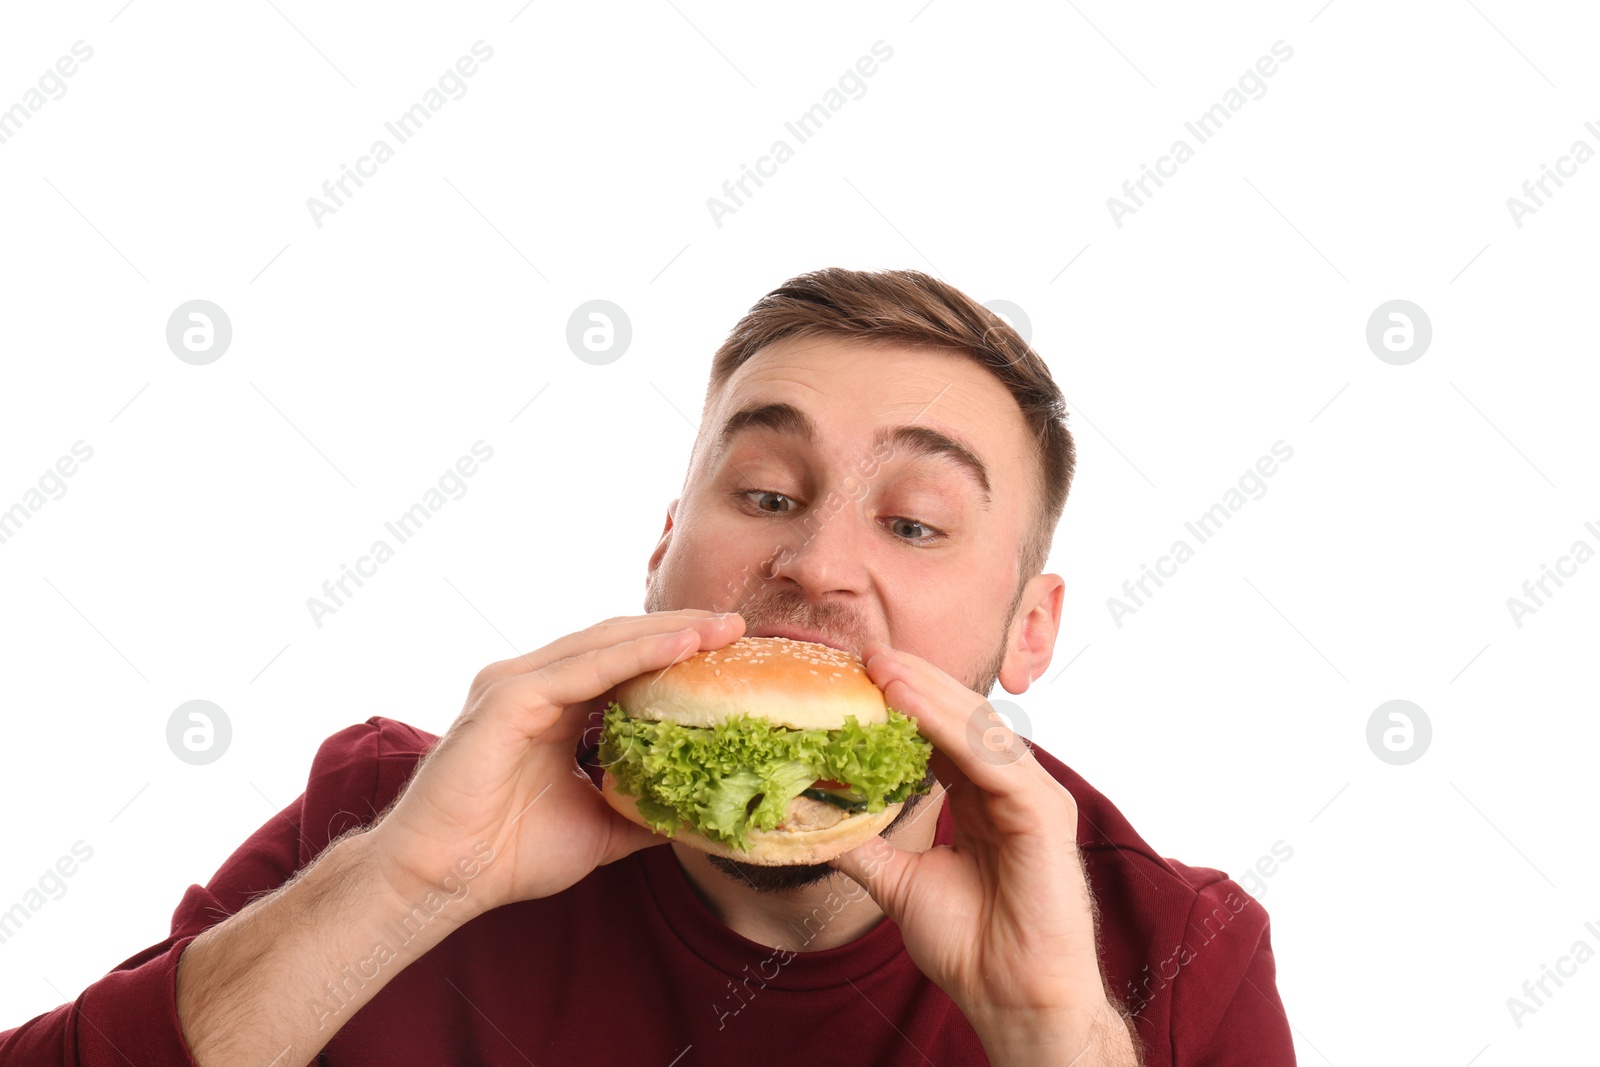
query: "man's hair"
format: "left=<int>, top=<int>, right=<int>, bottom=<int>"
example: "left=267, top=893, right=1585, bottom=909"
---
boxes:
left=703, top=267, right=1077, bottom=584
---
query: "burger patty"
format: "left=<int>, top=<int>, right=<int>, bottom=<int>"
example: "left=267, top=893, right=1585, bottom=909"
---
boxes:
left=775, top=794, right=849, bottom=833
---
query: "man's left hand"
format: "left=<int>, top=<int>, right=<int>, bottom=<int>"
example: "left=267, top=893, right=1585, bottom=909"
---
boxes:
left=828, top=641, right=1141, bottom=1067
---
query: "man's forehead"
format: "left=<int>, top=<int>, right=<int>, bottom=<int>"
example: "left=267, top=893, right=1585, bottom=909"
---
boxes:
left=713, top=335, right=1011, bottom=429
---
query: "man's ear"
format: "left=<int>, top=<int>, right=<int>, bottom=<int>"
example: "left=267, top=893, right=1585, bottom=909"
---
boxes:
left=646, top=499, right=678, bottom=584
left=997, top=572, right=1065, bottom=695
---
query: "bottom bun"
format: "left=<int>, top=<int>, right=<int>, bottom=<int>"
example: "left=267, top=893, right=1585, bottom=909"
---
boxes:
left=601, top=770, right=902, bottom=867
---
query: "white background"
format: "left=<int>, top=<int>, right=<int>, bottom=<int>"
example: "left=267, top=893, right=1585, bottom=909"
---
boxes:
left=2, top=1, right=1597, bottom=1062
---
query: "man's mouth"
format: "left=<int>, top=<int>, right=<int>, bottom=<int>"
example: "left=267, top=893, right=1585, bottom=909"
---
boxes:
left=745, top=625, right=855, bottom=656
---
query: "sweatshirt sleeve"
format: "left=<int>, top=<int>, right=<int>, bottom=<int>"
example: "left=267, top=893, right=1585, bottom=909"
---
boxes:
left=1168, top=878, right=1297, bottom=1066
left=0, top=717, right=429, bottom=1066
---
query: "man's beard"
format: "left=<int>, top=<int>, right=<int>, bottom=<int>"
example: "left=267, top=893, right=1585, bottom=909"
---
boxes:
left=653, top=575, right=1020, bottom=895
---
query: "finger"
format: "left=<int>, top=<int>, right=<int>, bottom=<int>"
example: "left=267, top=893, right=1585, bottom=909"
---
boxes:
left=558, top=613, right=747, bottom=742
left=595, top=800, right=673, bottom=866
left=488, top=625, right=717, bottom=741
left=558, top=612, right=748, bottom=735
left=481, top=610, right=741, bottom=685
left=862, top=642, right=1053, bottom=801
left=827, top=833, right=918, bottom=922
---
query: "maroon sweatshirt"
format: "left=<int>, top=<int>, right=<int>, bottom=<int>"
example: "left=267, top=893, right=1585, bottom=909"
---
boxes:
left=0, top=715, right=1296, bottom=1065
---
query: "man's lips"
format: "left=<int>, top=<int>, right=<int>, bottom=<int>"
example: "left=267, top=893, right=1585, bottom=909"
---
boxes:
left=745, top=625, right=854, bottom=656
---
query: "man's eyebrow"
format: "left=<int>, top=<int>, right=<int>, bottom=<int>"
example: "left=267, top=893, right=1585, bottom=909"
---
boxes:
left=715, top=400, right=991, bottom=507
left=874, top=424, right=991, bottom=507
left=716, top=402, right=817, bottom=456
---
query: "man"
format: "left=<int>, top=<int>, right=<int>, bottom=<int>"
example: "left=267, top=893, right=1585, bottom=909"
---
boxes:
left=0, top=268, right=1295, bottom=1065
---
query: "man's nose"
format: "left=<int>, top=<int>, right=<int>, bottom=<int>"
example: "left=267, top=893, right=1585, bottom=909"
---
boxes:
left=763, top=496, right=872, bottom=596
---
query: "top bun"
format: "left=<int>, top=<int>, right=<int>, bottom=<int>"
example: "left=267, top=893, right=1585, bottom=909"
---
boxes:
left=615, top=636, right=886, bottom=731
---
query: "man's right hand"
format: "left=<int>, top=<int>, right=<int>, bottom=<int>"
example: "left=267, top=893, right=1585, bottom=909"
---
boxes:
left=367, top=609, right=746, bottom=916
left=172, top=610, right=744, bottom=1064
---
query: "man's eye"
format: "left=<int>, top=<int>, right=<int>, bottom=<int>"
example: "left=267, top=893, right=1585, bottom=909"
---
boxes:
left=886, top=517, right=941, bottom=543
left=741, top=490, right=797, bottom=514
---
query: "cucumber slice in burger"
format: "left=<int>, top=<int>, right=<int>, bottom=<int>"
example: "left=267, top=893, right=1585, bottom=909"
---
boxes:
left=800, top=787, right=868, bottom=812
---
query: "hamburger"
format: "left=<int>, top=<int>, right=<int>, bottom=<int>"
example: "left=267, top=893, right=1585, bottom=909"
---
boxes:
left=598, top=636, right=934, bottom=866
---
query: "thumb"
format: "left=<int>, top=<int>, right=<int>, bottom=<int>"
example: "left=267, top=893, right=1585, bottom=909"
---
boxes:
left=597, top=811, right=668, bottom=866
left=593, top=769, right=672, bottom=865
left=828, top=834, right=917, bottom=920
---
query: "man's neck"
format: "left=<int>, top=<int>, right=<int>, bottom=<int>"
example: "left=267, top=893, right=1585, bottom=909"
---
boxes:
left=667, top=785, right=946, bottom=952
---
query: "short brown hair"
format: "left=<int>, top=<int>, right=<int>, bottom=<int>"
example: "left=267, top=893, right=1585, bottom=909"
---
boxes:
left=703, top=267, right=1077, bottom=584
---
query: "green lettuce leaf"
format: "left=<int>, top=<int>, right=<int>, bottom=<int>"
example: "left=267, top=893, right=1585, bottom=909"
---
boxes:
left=598, top=702, right=932, bottom=852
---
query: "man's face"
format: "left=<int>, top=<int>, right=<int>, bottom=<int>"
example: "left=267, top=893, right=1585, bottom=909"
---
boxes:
left=647, top=333, right=1043, bottom=678
left=642, top=334, right=1052, bottom=891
